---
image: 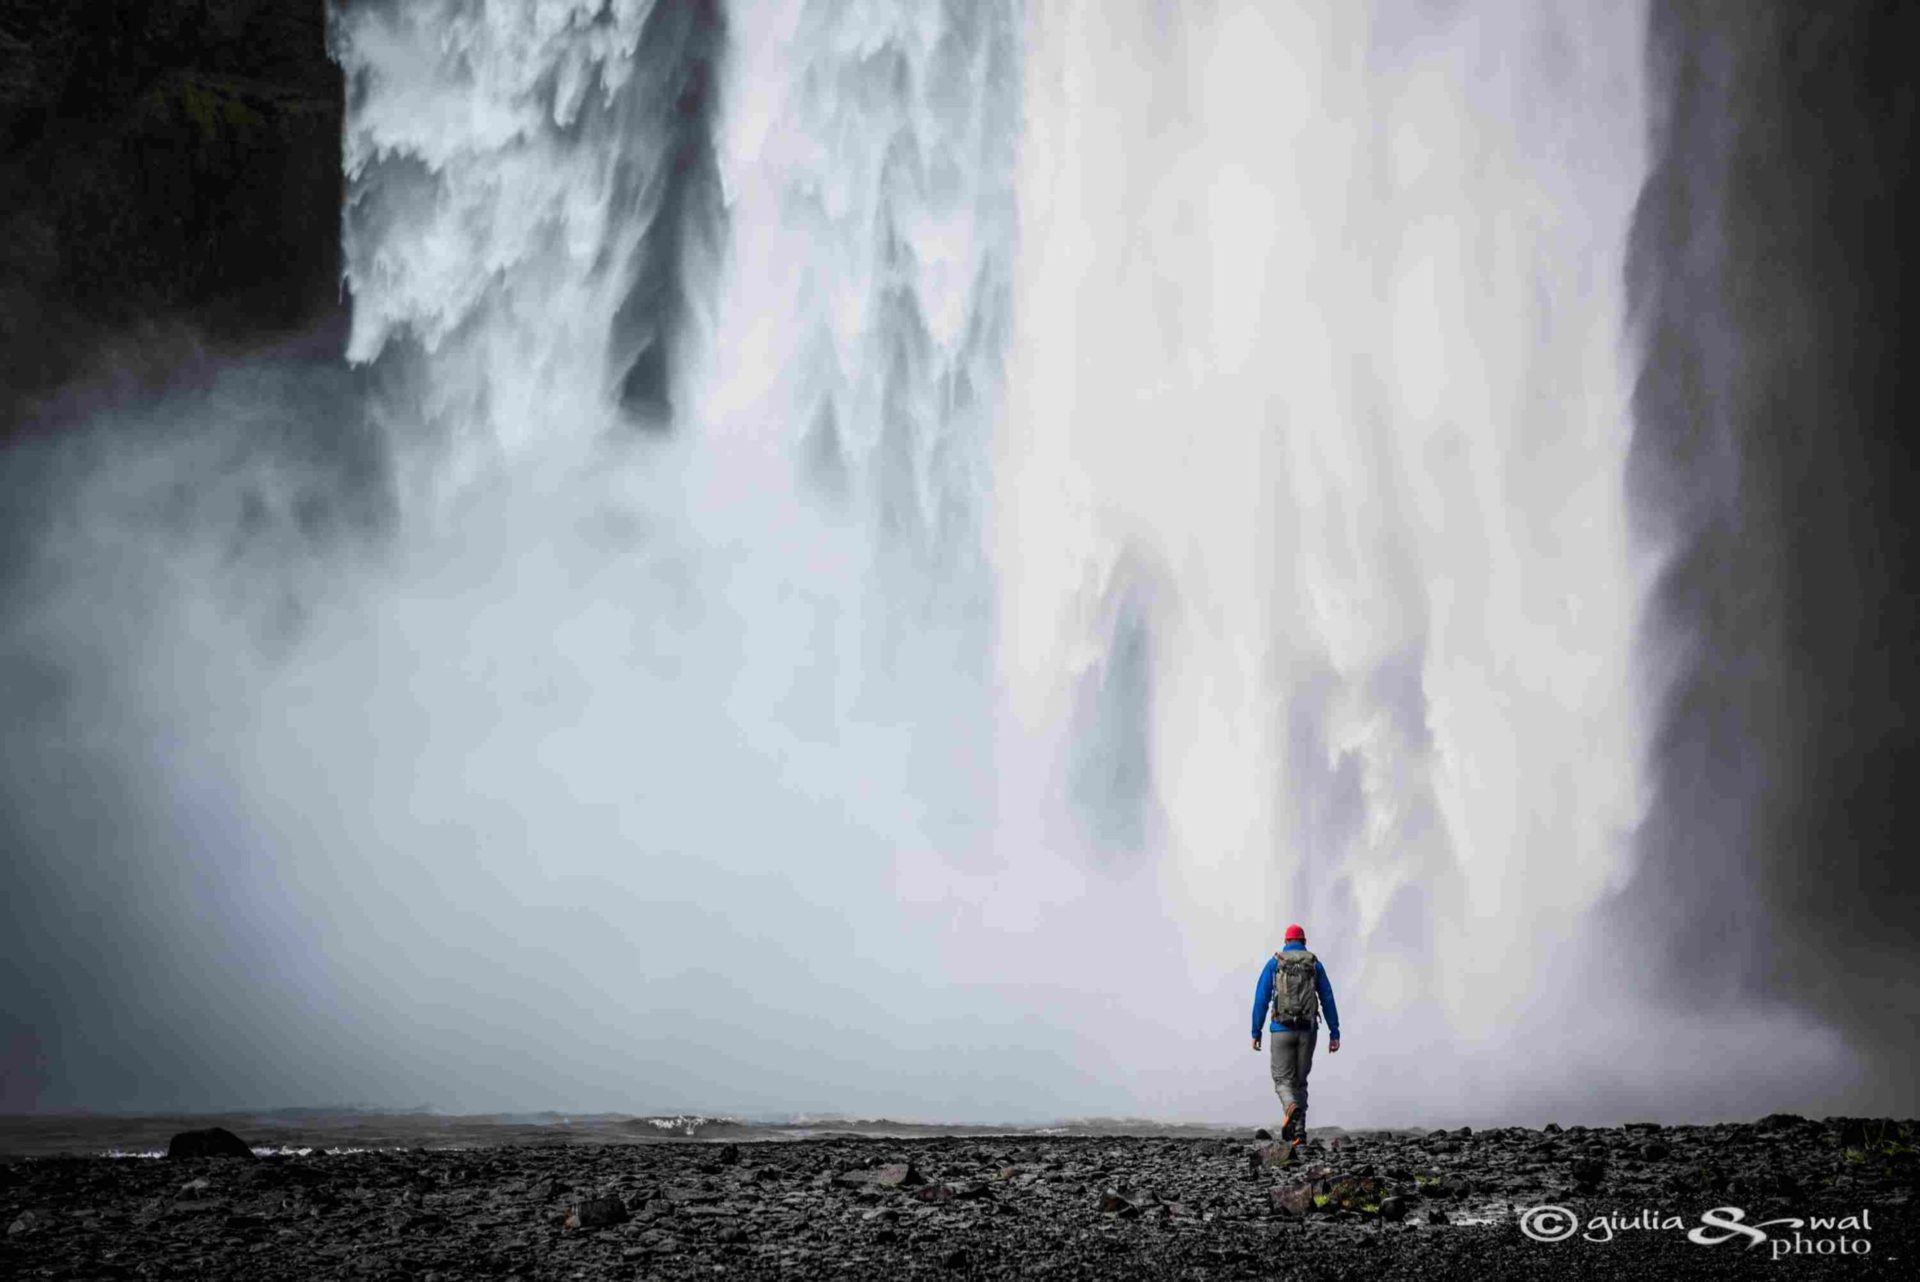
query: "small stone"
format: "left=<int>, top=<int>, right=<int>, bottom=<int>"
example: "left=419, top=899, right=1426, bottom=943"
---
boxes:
left=167, top=1127, right=256, bottom=1160
left=1269, top=1184, right=1316, bottom=1218
left=1377, top=1195, right=1409, bottom=1222
left=715, top=1225, right=746, bottom=1244
left=1253, top=1128, right=1273, bottom=1141
left=874, top=1162, right=924, bottom=1189
left=940, top=1247, right=970, bottom=1269
left=179, top=1177, right=213, bottom=1194
left=1248, top=1141, right=1293, bottom=1171
left=835, top=1161, right=925, bottom=1189
left=8, top=1210, right=42, bottom=1236
left=1570, top=1157, right=1605, bottom=1189
left=566, top=1196, right=630, bottom=1230
left=1427, top=1208, right=1450, bottom=1226
left=1641, top=1140, right=1672, bottom=1161
left=717, top=1143, right=741, bottom=1166
left=1543, top=1122, right=1563, bottom=1134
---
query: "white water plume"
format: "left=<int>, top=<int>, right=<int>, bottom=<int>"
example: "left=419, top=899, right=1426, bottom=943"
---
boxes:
left=997, top=0, right=1652, bottom=1051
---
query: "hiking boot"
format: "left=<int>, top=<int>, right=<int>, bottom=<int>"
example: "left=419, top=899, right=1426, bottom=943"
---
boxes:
left=1279, top=1102, right=1301, bottom=1142
left=1289, top=1107, right=1309, bottom=1150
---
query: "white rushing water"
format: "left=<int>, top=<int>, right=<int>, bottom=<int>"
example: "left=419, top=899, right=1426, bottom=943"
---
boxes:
left=999, top=1, right=1651, bottom=1044
left=5, top=0, right=1673, bottom=1121
left=319, top=0, right=1653, bottom=1116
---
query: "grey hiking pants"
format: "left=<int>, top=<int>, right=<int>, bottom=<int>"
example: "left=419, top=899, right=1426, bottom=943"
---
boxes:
left=1268, top=1026, right=1317, bottom=1111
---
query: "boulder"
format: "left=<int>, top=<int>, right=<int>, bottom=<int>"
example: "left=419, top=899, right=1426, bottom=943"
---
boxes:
left=166, top=1127, right=255, bottom=1160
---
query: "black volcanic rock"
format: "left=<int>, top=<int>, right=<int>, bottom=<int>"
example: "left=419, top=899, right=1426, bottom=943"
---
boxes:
left=0, top=0, right=344, bottom=432
left=165, top=1127, right=254, bottom=1160
left=0, top=1120, right=1912, bottom=1277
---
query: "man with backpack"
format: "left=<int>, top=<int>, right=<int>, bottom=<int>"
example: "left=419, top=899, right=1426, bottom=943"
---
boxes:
left=1250, top=923, right=1341, bottom=1146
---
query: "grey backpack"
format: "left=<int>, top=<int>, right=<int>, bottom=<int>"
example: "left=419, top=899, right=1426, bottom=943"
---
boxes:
left=1270, top=949, right=1320, bottom=1026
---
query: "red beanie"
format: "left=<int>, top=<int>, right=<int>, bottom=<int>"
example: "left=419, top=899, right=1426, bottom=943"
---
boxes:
left=1284, top=923, right=1306, bottom=941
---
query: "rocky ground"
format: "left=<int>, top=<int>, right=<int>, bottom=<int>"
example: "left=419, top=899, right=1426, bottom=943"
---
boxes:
left=1, top=1116, right=1913, bottom=1279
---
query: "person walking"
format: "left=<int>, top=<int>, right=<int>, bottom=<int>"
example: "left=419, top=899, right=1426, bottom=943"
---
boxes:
left=1251, top=923, right=1341, bottom=1146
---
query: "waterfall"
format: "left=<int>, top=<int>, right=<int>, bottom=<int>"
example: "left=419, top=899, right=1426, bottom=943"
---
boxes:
left=999, top=0, right=1652, bottom=1069
left=3, top=0, right=1701, bottom=1120
left=320, top=0, right=1655, bottom=1113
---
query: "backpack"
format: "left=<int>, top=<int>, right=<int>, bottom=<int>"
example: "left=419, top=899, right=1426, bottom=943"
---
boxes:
left=1270, top=949, right=1320, bottom=1026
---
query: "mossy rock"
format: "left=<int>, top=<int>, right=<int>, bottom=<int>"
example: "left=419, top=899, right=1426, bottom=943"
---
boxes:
left=1317, top=1176, right=1388, bottom=1213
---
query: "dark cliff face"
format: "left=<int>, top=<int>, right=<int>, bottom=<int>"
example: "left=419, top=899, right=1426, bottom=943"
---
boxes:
left=1618, top=1, right=1920, bottom=1108
left=0, top=1, right=344, bottom=434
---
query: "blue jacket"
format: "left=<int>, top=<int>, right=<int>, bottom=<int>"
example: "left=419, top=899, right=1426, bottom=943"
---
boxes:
left=1251, top=940, right=1340, bottom=1040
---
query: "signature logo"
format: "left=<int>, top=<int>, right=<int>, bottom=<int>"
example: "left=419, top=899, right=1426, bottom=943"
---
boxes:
left=1518, top=1204, right=1874, bottom=1257
left=1687, top=1206, right=1802, bottom=1247
left=1518, top=1205, right=1580, bottom=1242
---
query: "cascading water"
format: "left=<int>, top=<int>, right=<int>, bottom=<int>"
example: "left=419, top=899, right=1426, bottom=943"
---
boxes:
left=1000, top=0, right=1653, bottom=1047
left=18, top=0, right=1843, bottom=1122
left=319, top=0, right=1658, bottom=1117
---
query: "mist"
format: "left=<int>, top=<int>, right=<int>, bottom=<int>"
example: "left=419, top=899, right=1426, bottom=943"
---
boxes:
left=2, top=0, right=1914, bottom=1127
